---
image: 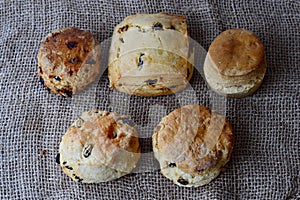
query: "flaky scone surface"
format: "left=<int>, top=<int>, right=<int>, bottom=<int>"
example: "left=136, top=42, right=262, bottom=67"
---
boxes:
left=152, top=105, right=234, bottom=187
left=59, top=110, right=140, bottom=183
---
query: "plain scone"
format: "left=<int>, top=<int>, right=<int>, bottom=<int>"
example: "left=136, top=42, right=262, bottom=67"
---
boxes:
left=152, top=105, right=234, bottom=187
left=108, top=13, right=193, bottom=96
left=37, top=27, right=101, bottom=97
left=204, top=29, right=267, bottom=98
left=59, top=110, right=140, bottom=183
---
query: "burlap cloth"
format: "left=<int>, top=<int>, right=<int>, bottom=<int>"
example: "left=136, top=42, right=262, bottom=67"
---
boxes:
left=0, top=0, right=299, bottom=199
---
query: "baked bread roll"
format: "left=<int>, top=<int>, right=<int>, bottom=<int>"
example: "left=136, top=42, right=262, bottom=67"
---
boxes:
left=59, top=110, right=140, bottom=183
left=204, top=29, right=267, bottom=98
left=108, top=13, right=193, bottom=96
left=152, top=105, right=234, bottom=187
left=37, top=27, right=101, bottom=97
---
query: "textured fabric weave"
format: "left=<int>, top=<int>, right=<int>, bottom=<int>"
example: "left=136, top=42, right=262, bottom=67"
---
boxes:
left=0, top=0, right=299, bottom=199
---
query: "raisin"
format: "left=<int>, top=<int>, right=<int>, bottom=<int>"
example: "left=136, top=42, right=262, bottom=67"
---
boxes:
left=63, top=161, right=67, bottom=165
left=186, top=68, right=191, bottom=79
left=82, top=144, right=93, bottom=158
left=67, top=69, right=73, bottom=76
left=64, top=90, right=73, bottom=97
left=38, top=66, right=43, bottom=74
left=138, top=53, right=145, bottom=69
left=197, top=166, right=204, bottom=172
left=168, top=163, right=176, bottom=168
left=145, top=79, right=158, bottom=85
left=55, top=154, right=60, bottom=164
left=118, top=25, right=129, bottom=33
left=54, top=76, right=61, bottom=81
left=69, top=58, right=77, bottom=64
left=66, top=41, right=77, bottom=49
left=177, top=178, right=189, bottom=185
left=170, top=25, right=176, bottom=30
left=75, top=118, right=84, bottom=128
left=65, top=166, right=73, bottom=170
left=73, top=174, right=82, bottom=180
left=52, top=32, right=60, bottom=38
left=39, top=77, right=44, bottom=85
left=112, top=130, right=117, bottom=139
left=153, top=22, right=163, bottom=31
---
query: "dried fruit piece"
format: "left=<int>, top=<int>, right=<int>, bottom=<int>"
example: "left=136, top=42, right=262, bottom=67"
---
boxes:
left=82, top=144, right=93, bottom=158
left=177, top=178, right=189, bottom=185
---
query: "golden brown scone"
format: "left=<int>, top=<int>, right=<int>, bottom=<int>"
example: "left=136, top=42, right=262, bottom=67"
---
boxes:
left=152, top=105, right=234, bottom=187
left=204, top=29, right=267, bottom=98
left=59, top=110, right=140, bottom=183
left=37, top=27, right=101, bottom=97
left=108, top=13, right=193, bottom=96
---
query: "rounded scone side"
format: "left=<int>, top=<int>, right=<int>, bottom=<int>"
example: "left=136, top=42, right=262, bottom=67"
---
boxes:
left=204, top=55, right=267, bottom=98
left=204, top=28, right=266, bottom=98
left=37, top=27, right=101, bottom=97
left=59, top=110, right=140, bottom=183
left=108, top=13, right=193, bottom=96
left=152, top=105, right=234, bottom=187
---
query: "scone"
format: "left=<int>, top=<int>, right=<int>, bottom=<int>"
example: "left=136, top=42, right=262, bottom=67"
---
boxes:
left=59, top=110, right=140, bottom=183
left=108, top=12, right=193, bottom=96
left=204, top=29, right=267, bottom=98
left=37, top=27, right=101, bottom=97
left=152, top=105, right=234, bottom=187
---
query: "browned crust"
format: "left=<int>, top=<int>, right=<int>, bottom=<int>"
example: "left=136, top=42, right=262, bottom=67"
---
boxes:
left=153, top=105, right=234, bottom=175
left=37, top=27, right=100, bottom=96
left=209, top=28, right=264, bottom=76
left=67, top=110, right=140, bottom=154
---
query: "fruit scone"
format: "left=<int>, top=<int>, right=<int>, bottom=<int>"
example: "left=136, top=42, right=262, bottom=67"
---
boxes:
left=108, top=13, right=193, bottom=96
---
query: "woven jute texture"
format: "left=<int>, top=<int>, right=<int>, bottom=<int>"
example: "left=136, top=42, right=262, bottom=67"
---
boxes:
left=0, top=0, right=299, bottom=199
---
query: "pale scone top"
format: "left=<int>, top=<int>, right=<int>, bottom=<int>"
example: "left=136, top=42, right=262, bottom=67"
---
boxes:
left=60, top=110, right=140, bottom=174
left=116, top=12, right=187, bottom=34
left=108, top=13, right=192, bottom=96
left=152, top=105, right=234, bottom=176
left=209, top=29, right=265, bottom=76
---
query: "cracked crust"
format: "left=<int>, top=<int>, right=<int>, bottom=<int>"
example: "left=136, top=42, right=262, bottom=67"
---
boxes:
left=108, top=13, right=193, bottom=96
left=59, top=110, right=140, bottom=183
left=37, top=27, right=101, bottom=97
left=152, top=105, right=234, bottom=187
